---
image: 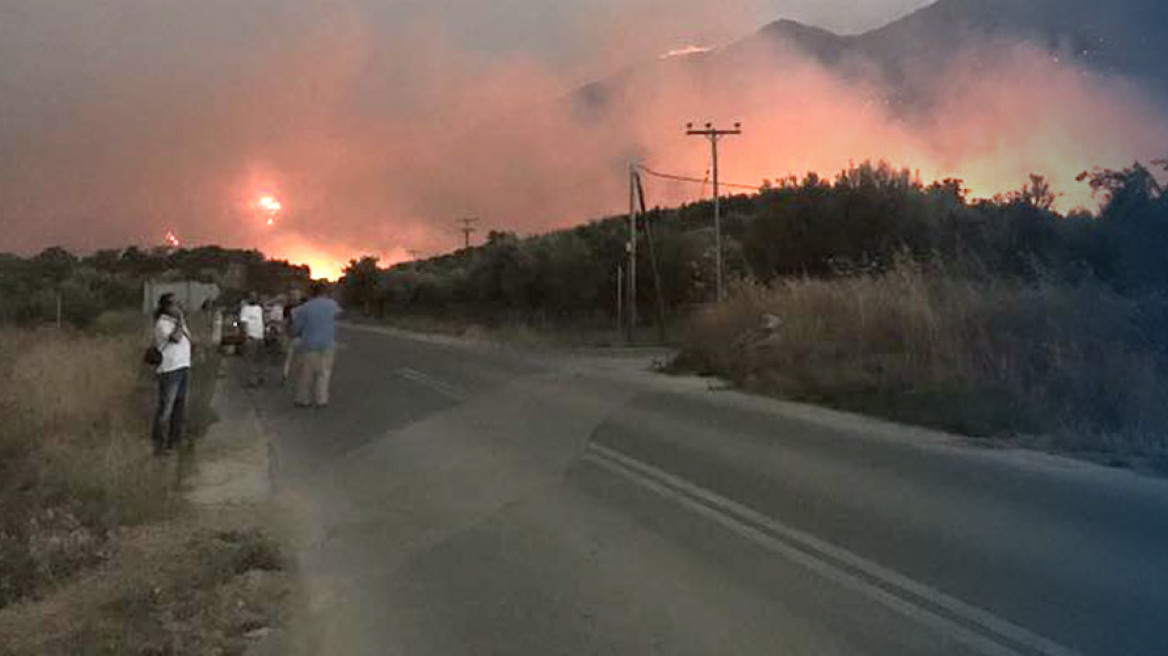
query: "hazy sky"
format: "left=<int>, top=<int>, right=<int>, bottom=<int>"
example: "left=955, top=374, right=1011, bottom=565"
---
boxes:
left=0, top=0, right=934, bottom=270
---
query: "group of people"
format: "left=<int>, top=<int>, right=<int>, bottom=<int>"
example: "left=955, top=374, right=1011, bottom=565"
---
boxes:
left=237, top=281, right=341, bottom=406
left=148, top=281, right=341, bottom=456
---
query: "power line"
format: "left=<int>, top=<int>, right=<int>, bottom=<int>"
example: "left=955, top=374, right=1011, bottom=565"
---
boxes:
left=637, top=164, right=762, bottom=192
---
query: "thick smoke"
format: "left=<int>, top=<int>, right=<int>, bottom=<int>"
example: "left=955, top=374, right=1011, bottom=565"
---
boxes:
left=0, top=0, right=1164, bottom=277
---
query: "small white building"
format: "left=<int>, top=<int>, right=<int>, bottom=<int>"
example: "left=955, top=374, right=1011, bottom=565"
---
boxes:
left=142, top=279, right=221, bottom=315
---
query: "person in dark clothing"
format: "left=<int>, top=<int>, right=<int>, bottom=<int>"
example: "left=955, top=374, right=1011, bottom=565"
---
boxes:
left=151, top=293, right=192, bottom=455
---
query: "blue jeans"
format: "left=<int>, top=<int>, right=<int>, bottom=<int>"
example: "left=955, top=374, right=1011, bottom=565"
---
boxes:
left=152, top=368, right=190, bottom=451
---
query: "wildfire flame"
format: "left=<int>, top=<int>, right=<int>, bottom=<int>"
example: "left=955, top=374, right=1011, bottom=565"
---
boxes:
left=256, top=194, right=283, bottom=227
left=661, top=45, right=714, bottom=59
left=164, top=231, right=180, bottom=247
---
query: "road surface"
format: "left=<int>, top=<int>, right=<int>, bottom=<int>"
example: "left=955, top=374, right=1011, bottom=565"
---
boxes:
left=245, top=324, right=1168, bottom=656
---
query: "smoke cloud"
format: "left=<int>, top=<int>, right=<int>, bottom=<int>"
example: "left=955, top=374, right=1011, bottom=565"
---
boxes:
left=0, top=0, right=1163, bottom=278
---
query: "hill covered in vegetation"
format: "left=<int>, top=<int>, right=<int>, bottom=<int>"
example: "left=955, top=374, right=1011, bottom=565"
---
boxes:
left=342, top=160, right=1168, bottom=325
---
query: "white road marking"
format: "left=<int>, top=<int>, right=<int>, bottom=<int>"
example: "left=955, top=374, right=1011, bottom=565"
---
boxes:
left=393, top=367, right=468, bottom=401
left=583, top=442, right=1082, bottom=656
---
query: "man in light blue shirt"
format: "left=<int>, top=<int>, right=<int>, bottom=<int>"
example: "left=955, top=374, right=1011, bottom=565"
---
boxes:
left=291, top=281, right=342, bottom=407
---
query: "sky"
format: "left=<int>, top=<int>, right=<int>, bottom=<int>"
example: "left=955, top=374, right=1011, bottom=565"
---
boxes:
left=2, top=0, right=1163, bottom=279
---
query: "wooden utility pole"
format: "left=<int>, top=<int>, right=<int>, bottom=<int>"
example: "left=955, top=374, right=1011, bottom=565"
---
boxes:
left=635, top=171, right=668, bottom=343
left=686, top=122, right=742, bottom=302
left=627, top=164, right=638, bottom=338
left=616, top=265, right=624, bottom=333
left=457, top=217, right=479, bottom=249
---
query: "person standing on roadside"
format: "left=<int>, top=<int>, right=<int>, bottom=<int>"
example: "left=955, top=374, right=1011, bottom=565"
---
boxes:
left=239, top=292, right=266, bottom=387
left=152, top=293, right=192, bottom=456
left=282, top=289, right=305, bottom=384
left=291, top=281, right=341, bottom=408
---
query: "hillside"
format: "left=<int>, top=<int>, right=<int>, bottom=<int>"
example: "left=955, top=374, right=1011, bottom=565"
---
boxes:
left=575, top=0, right=1168, bottom=116
left=762, top=0, right=1168, bottom=98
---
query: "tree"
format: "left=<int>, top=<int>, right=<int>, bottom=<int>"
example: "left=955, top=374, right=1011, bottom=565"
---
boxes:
left=31, top=246, right=77, bottom=285
left=1010, top=174, right=1058, bottom=212
left=341, top=256, right=382, bottom=315
left=1083, top=162, right=1168, bottom=293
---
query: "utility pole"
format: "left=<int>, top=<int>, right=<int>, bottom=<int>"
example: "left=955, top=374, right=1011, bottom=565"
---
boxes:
left=616, top=265, right=623, bottom=333
left=635, top=170, right=668, bottom=344
left=456, top=217, right=479, bottom=249
left=686, top=121, right=741, bottom=302
left=627, top=163, right=638, bottom=338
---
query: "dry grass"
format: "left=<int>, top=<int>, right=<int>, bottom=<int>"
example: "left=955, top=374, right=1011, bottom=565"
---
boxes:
left=676, top=262, right=1168, bottom=459
left=0, top=309, right=223, bottom=607
left=0, top=312, right=289, bottom=654
left=0, top=517, right=287, bottom=656
left=0, top=321, right=180, bottom=607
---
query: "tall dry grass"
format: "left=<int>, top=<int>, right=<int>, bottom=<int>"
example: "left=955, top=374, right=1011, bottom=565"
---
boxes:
left=0, top=319, right=175, bottom=607
left=677, top=261, right=1168, bottom=455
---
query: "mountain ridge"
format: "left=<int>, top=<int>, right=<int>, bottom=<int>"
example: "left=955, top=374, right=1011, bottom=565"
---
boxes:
left=756, top=0, right=1168, bottom=94
left=570, top=0, right=1168, bottom=122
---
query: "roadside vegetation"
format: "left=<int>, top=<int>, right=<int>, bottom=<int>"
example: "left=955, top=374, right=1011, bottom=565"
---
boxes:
left=675, top=261, right=1168, bottom=460
left=342, top=159, right=1168, bottom=457
left=0, top=246, right=311, bottom=327
left=0, top=315, right=288, bottom=654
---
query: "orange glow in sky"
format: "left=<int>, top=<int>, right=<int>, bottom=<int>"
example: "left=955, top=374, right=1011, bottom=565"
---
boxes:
left=266, top=238, right=412, bottom=282
left=274, top=239, right=349, bottom=281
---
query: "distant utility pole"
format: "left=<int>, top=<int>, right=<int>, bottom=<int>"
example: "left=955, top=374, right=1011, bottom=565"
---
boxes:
left=457, top=217, right=479, bottom=249
left=686, top=121, right=742, bottom=302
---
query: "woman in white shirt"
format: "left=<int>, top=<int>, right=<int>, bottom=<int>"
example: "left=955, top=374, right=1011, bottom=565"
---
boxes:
left=239, top=293, right=266, bottom=387
left=152, top=293, right=192, bottom=455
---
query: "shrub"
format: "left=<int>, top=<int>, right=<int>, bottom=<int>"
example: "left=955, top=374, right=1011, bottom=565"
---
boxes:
left=677, top=260, right=1168, bottom=452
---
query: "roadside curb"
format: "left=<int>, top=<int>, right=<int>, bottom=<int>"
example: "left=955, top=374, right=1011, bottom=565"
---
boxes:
left=183, top=360, right=290, bottom=656
left=185, top=364, right=272, bottom=507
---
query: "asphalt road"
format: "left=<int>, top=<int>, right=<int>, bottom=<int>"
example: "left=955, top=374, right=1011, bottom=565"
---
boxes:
left=247, top=324, right=1168, bottom=656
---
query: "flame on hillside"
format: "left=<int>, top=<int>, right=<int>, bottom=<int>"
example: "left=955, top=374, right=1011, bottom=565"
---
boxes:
left=661, top=45, right=714, bottom=59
